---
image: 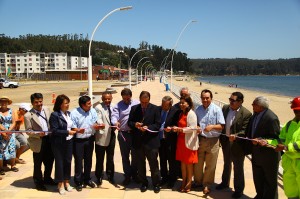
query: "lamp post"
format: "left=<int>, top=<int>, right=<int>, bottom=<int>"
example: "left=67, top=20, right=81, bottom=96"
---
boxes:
left=170, top=20, right=197, bottom=91
left=80, top=46, right=82, bottom=81
left=128, top=48, right=147, bottom=90
left=135, top=56, right=149, bottom=85
left=140, top=61, right=151, bottom=82
left=117, top=50, right=124, bottom=68
left=145, top=65, right=154, bottom=80
left=88, top=6, right=132, bottom=101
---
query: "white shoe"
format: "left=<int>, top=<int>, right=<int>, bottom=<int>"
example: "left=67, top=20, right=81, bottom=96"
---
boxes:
left=58, top=187, right=66, bottom=195
left=65, top=185, right=73, bottom=192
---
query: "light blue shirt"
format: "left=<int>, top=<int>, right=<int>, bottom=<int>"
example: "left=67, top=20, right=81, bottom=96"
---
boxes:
left=111, top=99, right=139, bottom=131
left=195, top=102, right=225, bottom=138
left=70, top=107, right=98, bottom=139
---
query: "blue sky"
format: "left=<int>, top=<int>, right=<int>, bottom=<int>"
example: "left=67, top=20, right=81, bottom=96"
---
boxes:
left=0, top=0, right=300, bottom=59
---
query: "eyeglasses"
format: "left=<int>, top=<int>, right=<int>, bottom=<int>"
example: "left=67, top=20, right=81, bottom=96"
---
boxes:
left=229, top=98, right=240, bottom=103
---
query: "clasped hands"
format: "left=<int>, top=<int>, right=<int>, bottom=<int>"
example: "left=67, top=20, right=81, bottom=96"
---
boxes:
left=135, top=122, right=148, bottom=132
left=164, top=126, right=202, bottom=134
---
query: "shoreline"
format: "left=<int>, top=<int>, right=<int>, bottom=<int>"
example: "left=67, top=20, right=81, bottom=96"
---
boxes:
left=172, top=78, right=294, bottom=124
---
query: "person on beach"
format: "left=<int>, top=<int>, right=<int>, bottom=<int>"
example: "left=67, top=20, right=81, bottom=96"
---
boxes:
left=194, top=89, right=225, bottom=194
left=0, top=96, right=18, bottom=176
left=245, top=96, right=280, bottom=199
left=13, top=103, right=31, bottom=164
left=217, top=92, right=252, bottom=198
left=71, top=95, right=101, bottom=191
left=157, top=96, right=179, bottom=188
left=111, top=88, right=139, bottom=186
left=267, top=96, right=300, bottom=199
left=24, top=93, right=56, bottom=191
left=170, top=96, right=199, bottom=193
left=49, top=94, right=77, bottom=195
left=94, top=91, right=115, bottom=186
left=128, top=91, right=161, bottom=193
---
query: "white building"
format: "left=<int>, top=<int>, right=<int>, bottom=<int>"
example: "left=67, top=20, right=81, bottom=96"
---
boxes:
left=0, top=52, right=87, bottom=78
left=68, top=56, right=88, bottom=70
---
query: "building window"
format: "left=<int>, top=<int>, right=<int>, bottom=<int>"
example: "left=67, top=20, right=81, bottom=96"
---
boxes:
left=29, top=58, right=32, bottom=61
left=30, top=68, right=32, bottom=71
left=36, top=58, right=39, bottom=61
left=17, top=59, right=20, bottom=62
left=29, top=63, right=32, bottom=66
left=24, top=64, right=27, bottom=66
left=24, top=59, right=27, bottom=62
left=36, top=63, right=39, bottom=66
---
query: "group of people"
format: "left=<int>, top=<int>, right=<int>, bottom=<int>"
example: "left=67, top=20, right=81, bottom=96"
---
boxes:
left=0, top=96, right=30, bottom=178
left=0, top=86, right=299, bottom=199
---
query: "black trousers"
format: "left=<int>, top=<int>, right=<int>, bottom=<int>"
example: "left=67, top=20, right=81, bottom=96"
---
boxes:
left=51, top=137, right=73, bottom=182
left=95, top=132, right=116, bottom=180
left=136, top=145, right=160, bottom=186
left=33, top=136, right=54, bottom=184
left=73, top=136, right=94, bottom=185
left=220, top=137, right=245, bottom=193
left=158, top=137, right=178, bottom=182
left=252, top=148, right=280, bottom=199
left=117, top=131, right=138, bottom=178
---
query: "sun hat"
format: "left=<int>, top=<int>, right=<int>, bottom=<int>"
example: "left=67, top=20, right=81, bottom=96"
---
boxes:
left=19, top=103, right=31, bottom=112
left=0, top=96, right=12, bottom=105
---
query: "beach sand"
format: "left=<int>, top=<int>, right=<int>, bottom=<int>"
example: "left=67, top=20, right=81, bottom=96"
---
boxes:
left=172, top=77, right=295, bottom=125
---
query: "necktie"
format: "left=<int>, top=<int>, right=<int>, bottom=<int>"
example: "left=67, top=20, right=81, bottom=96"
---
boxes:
left=159, top=111, right=167, bottom=139
left=107, top=105, right=112, bottom=124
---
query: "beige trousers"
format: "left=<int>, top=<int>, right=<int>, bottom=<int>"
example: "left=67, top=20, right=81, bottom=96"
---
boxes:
left=193, top=136, right=220, bottom=187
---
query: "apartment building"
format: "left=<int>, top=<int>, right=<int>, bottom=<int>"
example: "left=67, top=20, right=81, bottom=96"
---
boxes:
left=0, top=52, right=88, bottom=78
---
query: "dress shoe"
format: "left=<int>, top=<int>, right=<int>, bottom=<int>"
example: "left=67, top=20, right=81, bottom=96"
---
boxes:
left=191, top=183, right=203, bottom=189
left=44, top=178, right=58, bottom=185
left=216, top=183, right=229, bottom=190
left=122, top=176, right=131, bottom=186
left=167, top=180, right=175, bottom=189
left=76, top=184, right=83, bottom=192
left=97, top=177, right=103, bottom=187
left=232, top=192, right=243, bottom=198
left=132, top=176, right=140, bottom=184
left=83, top=180, right=96, bottom=188
left=159, top=177, right=168, bottom=186
left=153, top=185, right=160, bottom=193
left=108, top=176, right=115, bottom=184
left=140, top=184, right=148, bottom=192
left=203, top=186, right=210, bottom=194
left=35, top=183, right=47, bottom=191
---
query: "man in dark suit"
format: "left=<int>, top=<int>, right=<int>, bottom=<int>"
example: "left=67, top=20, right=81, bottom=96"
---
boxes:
left=216, top=92, right=252, bottom=198
left=158, top=96, right=179, bottom=188
left=128, top=91, right=161, bottom=193
left=24, top=93, right=56, bottom=191
left=246, top=96, right=281, bottom=199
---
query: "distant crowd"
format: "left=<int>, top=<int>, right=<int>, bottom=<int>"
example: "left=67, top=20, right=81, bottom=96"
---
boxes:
left=0, top=87, right=300, bottom=199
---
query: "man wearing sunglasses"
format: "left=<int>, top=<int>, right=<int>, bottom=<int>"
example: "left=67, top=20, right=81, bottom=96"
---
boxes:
left=217, top=92, right=252, bottom=198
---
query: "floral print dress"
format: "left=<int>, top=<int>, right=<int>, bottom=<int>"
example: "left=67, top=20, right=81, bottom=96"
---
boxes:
left=0, top=108, right=16, bottom=160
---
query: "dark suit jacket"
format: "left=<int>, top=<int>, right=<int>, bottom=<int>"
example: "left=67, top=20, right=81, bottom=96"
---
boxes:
left=128, top=103, right=161, bottom=149
left=245, top=109, right=281, bottom=163
left=221, top=105, right=252, bottom=156
left=49, top=111, right=70, bottom=145
left=158, top=106, right=179, bottom=141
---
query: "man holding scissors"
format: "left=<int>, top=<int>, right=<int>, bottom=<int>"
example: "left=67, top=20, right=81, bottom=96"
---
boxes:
left=128, top=91, right=161, bottom=193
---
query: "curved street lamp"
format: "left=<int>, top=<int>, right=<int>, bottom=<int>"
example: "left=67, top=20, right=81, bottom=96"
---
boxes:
left=88, top=6, right=132, bottom=101
left=140, top=61, right=151, bottom=82
left=170, top=20, right=197, bottom=91
left=128, top=48, right=147, bottom=90
left=136, top=57, right=149, bottom=85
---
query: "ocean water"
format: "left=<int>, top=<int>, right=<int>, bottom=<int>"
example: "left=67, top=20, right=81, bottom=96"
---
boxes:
left=196, top=75, right=300, bottom=97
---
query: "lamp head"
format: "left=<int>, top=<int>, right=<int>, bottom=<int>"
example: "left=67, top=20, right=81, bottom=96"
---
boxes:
left=120, top=6, right=133, bottom=11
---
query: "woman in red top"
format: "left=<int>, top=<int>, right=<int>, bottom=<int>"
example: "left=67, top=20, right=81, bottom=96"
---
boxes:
left=172, top=96, right=199, bottom=192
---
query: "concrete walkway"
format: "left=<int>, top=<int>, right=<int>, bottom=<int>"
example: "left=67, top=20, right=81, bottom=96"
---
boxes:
left=0, top=79, right=285, bottom=199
